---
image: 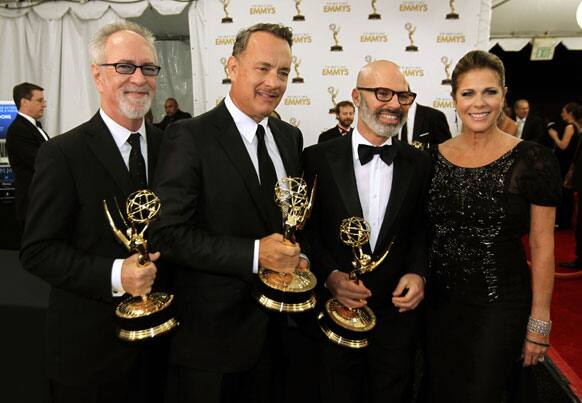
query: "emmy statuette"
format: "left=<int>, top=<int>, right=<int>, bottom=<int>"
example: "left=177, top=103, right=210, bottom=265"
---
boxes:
left=293, top=0, right=305, bottom=21
left=446, top=0, right=459, bottom=19
left=441, top=56, right=452, bottom=85
left=255, top=177, right=317, bottom=313
left=368, top=0, right=381, bottom=19
left=318, top=217, right=394, bottom=349
left=103, top=190, right=179, bottom=341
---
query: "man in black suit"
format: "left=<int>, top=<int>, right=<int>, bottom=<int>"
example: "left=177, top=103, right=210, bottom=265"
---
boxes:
left=514, top=99, right=545, bottom=143
left=20, top=22, right=164, bottom=403
left=303, top=60, right=430, bottom=403
left=155, top=97, right=192, bottom=130
left=151, top=23, right=304, bottom=402
left=399, top=101, right=452, bottom=149
left=318, top=100, right=355, bottom=143
left=5, top=82, right=49, bottom=229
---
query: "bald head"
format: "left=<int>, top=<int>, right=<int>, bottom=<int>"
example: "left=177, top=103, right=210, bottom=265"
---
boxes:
left=356, top=60, right=406, bottom=89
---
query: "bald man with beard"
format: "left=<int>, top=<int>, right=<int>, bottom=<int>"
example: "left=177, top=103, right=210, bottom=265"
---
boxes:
left=303, top=60, right=431, bottom=403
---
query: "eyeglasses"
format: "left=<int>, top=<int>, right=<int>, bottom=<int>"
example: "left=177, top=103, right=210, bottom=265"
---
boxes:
left=357, top=87, right=417, bottom=105
left=99, top=63, right=161, bottom=77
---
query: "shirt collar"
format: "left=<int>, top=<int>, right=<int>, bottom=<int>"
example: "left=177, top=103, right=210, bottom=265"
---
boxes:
left=225, top=93, right=268, bottom=143
left=18, top=112, right=38, bottom=127
left=99, top=109, right=146, bottom=148
left=352, top=127, right=393, bottom=163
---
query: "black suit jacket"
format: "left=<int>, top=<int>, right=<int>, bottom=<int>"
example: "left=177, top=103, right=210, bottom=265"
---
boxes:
left=5, top=114, right=49, bottom=220
left=20, top=112, right=163, bottom=386
left=521, top=114, right=545, bottom=143
left=150, top=101, right=303, bottom=372
left=156, top=109, right=192, bottom=131
left=303, top=133, right=431, bottom=344
left=409, top=104, right=452, bottom=149
left=318, top=126, right=351, bottom=144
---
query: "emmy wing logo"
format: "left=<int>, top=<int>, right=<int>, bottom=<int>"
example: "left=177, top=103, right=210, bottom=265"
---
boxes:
left=292, top=56, right=304, bottom=83
left=369, top=0, right=381, bottom=19
left=220, top=0, right=233, bottom=23
left=289, top=117, right=300, bottom=128
left=441, top=56, right=452, bottom=85
left=220, top=58, right=231, bottom=84
left=328, top=87, right=339, bottom=114
left=446, top=0, right=459, bottom=19
left=329, top=24, right=343, bottom=51
left=293, top=0, right=305, bottom=21
left=405, top=23, right=418, bottom=51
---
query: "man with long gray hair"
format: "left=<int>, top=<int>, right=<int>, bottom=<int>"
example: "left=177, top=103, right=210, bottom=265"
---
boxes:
left=20, top=22, right=165, bottom=402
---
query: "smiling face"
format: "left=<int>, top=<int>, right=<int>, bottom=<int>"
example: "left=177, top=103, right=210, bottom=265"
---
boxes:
left=92, top=30, right=157, bottom=131
left=353, top=60, right=407, bottom=144
left=453, top=68, right=506, bottom=136
left=227, top=31, right=292, bottom=123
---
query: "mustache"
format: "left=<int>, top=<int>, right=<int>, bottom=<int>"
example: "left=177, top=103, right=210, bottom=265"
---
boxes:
left=122, top=85, right=152, bottom=94
left=374, top=107, right=402, bottom=119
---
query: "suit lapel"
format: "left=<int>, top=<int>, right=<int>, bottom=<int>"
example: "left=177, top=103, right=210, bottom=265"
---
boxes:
left=18, top=115, right=46, bottom=144
left=412, top=105, right=425, bottom=141
left=375, top=141, right=413, bottom=252
left=324, top=133, right=363, bottom=219
left=84, top=113, right=135, bottom=196
left=269, top=118, right=299, bottom=177
left=212, top=103, right=272, bottom=229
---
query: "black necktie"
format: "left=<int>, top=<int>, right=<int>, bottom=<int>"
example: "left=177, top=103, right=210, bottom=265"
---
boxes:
left=358, top=144, right=398, bottom=166
left=256, top=125, right=281, bottom=231
left=36, top=120, right=43, bottom=129
left=128, top=133, right=147, bottom=189
left=400, top=123, right=408, bottom=143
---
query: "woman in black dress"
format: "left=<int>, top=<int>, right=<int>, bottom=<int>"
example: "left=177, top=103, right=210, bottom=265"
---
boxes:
left=424, top=50, right=561, bottom=402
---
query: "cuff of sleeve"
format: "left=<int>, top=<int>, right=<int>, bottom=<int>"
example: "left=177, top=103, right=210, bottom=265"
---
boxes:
left=112, top=259, right=126, bottom=297
left=253, top=239, right=260, bottom=274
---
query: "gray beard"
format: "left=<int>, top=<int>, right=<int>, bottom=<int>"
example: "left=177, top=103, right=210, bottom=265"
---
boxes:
left=118, top=94, right=152, bottom=120
left=359, top=96, right=405, bottom=138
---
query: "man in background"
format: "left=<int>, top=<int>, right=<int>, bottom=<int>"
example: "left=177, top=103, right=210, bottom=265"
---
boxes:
left=514, top=99, right=545, bottom=143
left=5, top=82, right=49, bottom=232
left=318, top=100, right=355, bottom=143
left=156, top=97, right=192, bottom=130
left=399, top=100, right=451, bottom=149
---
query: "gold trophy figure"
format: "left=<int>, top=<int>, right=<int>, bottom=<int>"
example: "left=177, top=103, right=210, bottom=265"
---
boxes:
left=446, top=0, right=459, bottom=19
left=329, top=24, right=343, bottom=51
left=441, top=56, right=452, bottom=85
left=220, top=0, right=233, bottom=23
left=368, top=0, right=381, bottom=20
left=328, top=86, right=339, bottom=114
left=405, top=23, right=418, bottom=52
left=365, top=55, right=373, bottom=63
left=292, top=56, right=304, bottom=83
left=318, top=217, right=394, bottom=349
left=221, top=57, right=231, bottom=84
left=293, top=0, right=305, bottom=21
left=289, top=117, right=300, bottom=127
left=255, top=177, right=317, bottom=312
left=103, top=190, right=179, bottom=341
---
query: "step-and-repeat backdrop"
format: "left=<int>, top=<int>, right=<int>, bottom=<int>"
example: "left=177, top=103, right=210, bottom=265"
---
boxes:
left=190, top=0, right=492, bottom=146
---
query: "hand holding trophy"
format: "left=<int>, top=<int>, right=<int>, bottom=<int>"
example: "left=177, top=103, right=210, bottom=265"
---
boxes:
left=103, top=189, right=179, bottom=341
left=255, top=177, right=317, bottom=312
left=318, top=217, right=394, bottom=348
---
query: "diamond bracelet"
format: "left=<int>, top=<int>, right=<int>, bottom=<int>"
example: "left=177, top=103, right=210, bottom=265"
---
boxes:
left=527, top=316, right=552, bottom=336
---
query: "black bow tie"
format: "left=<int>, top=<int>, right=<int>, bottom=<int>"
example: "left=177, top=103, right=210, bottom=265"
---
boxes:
left=358, top=144, right=397, bottom=166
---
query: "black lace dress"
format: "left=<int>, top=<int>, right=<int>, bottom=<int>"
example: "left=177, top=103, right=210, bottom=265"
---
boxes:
left=424, top=141, right=561, bottom=403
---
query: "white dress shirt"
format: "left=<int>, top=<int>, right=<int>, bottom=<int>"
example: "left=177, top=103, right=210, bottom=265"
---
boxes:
left=516, top=117, right=526, bottom=139
left=352, top=129, right=394, bottom=252
left=99, top=109, right=149, bottom=296
left=18, top=112, right=49, bottom=141
left=224, top=94, right=288, bottom=273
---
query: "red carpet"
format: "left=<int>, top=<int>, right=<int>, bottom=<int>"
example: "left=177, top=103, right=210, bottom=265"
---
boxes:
left=548, top=229, right=582, bottom=399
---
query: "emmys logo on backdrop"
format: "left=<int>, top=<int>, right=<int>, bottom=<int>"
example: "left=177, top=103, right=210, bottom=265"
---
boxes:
left=293, top=0, right=305, bottom=21
left=289, top=117, right=301, bottom=128
left=437, top=33, right=465, bottom=43
left=405, top=23, right=418, bottom=51
left=323, top=2, right=351, bottom=13
left=399, top=1, right=428, bottom=12
left=250, top=4, right=276, bottom=15
left=322, top=65, right=349, bottom=76
left=292, top=56, right=304, bottom=83
left=433, top=98, right=455, bottom=109
left=328, top=87, right=339, bottom=114
left=364, top=55, right=375, bottom=63
left=441, top=56, right=452, bottom=85
left=293, top=33, right=313, bottom=44
left=284, top=96, right=311, bottom=106
left=220, top=57, right=231, bottom=84
left=329, top=24, right=343, bottom=51
left=220, top=0, right=233, bottom=23
left=215, top=35, right=236, bottom=46
left=369, top=0, right=381, bottom=19
left=360, top=32, right=388, bottom=43
left=446, top=0, right=459, bottom=19
left=402, top=66, right=425, bottom=77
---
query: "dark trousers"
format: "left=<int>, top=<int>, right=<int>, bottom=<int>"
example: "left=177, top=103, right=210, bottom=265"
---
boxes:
left=576, top=194, right=582, bottom=257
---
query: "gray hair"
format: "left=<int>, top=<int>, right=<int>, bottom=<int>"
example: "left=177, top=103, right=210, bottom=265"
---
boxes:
left=232, top=23, right=293, bottom=57
left=89, top=21, right=157, bottom=64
